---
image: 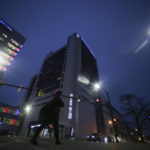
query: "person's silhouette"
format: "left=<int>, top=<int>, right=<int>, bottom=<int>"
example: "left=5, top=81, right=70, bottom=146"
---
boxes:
left=30, top=90, right=64, bottom=145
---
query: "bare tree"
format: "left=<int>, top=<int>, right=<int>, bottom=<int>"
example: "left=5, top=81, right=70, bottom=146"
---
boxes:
left=120, top=94, right=150, bottom=142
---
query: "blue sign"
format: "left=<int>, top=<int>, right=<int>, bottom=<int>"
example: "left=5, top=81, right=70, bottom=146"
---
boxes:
left=15, top=110, right=20, bottom=115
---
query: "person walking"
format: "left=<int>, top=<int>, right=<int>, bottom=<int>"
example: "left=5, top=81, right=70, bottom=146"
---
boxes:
left=30, top=90, right=64, bottom=145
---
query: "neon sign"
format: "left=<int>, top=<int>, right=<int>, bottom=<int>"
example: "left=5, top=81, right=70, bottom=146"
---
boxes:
left=68, top=93, right=73, bottom=119
left=0, top=19, right=12, bottom=32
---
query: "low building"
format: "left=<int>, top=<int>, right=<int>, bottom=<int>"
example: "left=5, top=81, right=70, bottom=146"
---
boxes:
left=0, top=103, right=23, bottom=134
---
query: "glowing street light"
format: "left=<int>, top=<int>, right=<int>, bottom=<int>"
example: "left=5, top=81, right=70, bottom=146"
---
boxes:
left=25, top=105, right=31, bottom=113
left=93, top=83, right=100, bottom=90
left=108, top=120, right=112, bottom=125
left=113, top=118, right=117, bottom=122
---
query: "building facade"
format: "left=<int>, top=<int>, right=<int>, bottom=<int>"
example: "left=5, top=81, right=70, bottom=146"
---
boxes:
left=20, top=33, right=105, bottom=139
left=0, top=18, right=26, bottom=78
left=0, top=102, right=23, bottom=134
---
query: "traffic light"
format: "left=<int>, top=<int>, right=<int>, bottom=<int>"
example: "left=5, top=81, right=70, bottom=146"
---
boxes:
left=18, top=85, right=23, bottom=93
left=113, top=118, right=117, bottom=123
left=0, top=80, right=5, bottom=87
left=55, top=89, right=62, bottom=95
left=38, top=89, right=45, bottom=97
left=77, top=95, right=80, bottom=102
left=96, top=98, right=100, bottom=104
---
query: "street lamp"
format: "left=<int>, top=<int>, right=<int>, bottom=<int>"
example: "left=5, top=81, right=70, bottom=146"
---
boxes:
left=25, top=105, right=31, bottom=114
left=108, top=120, right=112, bottom=125
left=77, top=77, right=119, bottom=142
left=93, top=83, right=100, bottom=90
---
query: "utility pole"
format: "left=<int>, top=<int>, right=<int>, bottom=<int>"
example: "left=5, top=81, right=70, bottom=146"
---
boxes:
left=104, top=89, right=119, bottom=143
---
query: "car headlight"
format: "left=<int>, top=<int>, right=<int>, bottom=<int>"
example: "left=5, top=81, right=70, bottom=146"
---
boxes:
left=92, top=136, right=95, bottom=139
left=104, top=137, right=108, bottom=143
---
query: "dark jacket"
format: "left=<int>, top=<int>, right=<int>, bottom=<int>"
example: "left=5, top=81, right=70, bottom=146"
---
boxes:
left=39, top=95, right=64, bottom=122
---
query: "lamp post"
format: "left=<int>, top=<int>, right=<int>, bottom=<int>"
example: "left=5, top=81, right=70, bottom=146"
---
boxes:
left=102, top=88, right=120, bottom=142
left=100, top=88, right=119, bottom=143
left=77, top=77, right=119, bottom=142
left=92, top=82, right=119, bottom=142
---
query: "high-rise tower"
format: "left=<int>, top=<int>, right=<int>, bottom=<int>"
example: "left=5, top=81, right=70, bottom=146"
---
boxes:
left=0, top=18, right=26, bottom=78
left=20, top=33, right=105, bottom=139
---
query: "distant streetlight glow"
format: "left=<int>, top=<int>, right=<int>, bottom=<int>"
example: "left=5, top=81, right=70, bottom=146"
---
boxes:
left=77, top=75, right=89, bottom=85
left=108, top=120, right=112, bottom=125
left=25, top=105, right=31, bottom=113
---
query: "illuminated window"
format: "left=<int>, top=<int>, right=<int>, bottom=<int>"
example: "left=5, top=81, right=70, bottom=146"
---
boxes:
left=14, top=120, right=20, bottom=126
left=10, top=39, right=20, bottom=47
left=0, top=36, right=4, bottom=41
left=0, top=51, right=9, bottom=58
left=11, top=119, right=15, bottom=125
left=7, top=42, right=17, bottom=51
left=15, top=47, right=20, bottom=52
left=0, top=66, right=7, bottom=72
left=18, top=112, right=23, bottom=116
left=0, top=107, right=6, bottom=112
left=2, top=33, right=8, bottom=38
left=5, top=61, right=10, bottom=66
left=8, top=109, right=15, bottom=114
left=4, top=48, right=17, bottom=56
left=4, top=107, right=9, bottom=113
left=0, top=56, right=10, bottom=66
left=9, top=56, right=14, bottom=61
left=3, top=118, right=12, bottom=125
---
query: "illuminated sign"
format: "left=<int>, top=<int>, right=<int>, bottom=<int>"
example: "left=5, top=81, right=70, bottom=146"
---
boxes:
left=11, top=119, right=15, bottom=125
left=31, top=124, right=41, bottom=128
left=0, top=19, right=12, bottom=32
left=15, top=110, right=19, bottom=115
left=4, top=107, right=9, bottom=113
left=68, top=93, right=73, bottom=119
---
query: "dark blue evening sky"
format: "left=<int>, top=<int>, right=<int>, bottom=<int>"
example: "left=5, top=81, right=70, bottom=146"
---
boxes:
left=0, top=0, right=150, bottom=110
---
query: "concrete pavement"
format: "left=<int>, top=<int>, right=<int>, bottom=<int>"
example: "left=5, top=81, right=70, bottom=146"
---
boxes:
left=0, top=136, right=150, bottom=150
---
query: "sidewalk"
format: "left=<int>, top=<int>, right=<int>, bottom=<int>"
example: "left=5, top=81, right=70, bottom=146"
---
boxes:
left=0, top=136, right=150, bottom=150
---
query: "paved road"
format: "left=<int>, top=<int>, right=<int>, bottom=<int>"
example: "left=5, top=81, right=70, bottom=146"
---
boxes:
left=0, top=136, right=150, bottom=150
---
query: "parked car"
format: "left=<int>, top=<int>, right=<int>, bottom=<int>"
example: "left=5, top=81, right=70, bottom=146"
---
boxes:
left=87, top=133, right=101, bottom=142
left=87, top=133, right=114, bottom=143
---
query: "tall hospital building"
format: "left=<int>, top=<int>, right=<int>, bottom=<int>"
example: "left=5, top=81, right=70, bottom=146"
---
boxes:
left=20, top=33, right=105, bottom=139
